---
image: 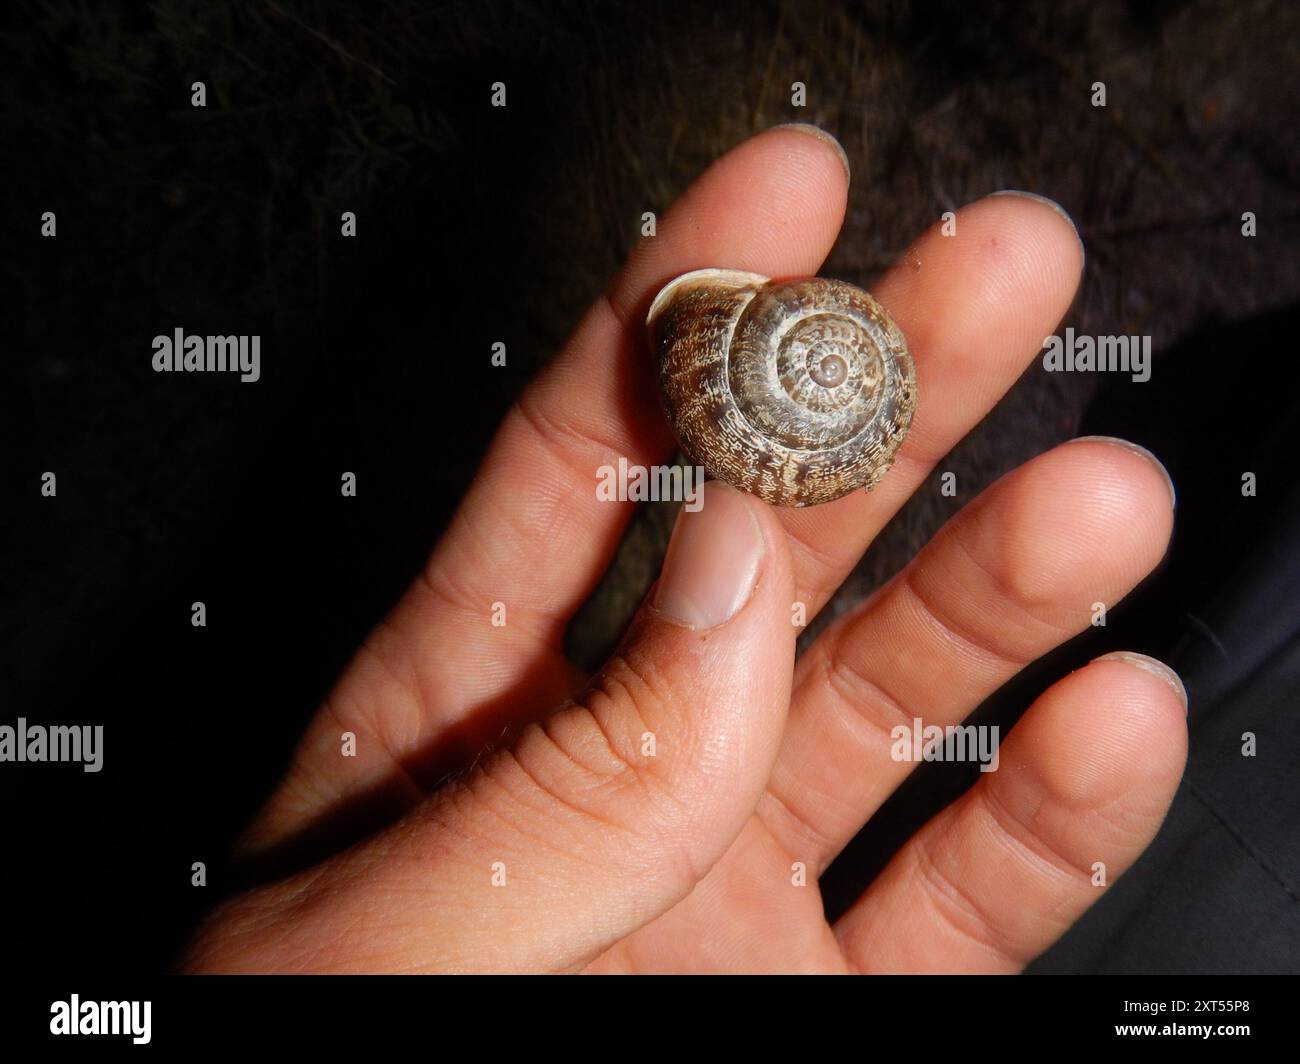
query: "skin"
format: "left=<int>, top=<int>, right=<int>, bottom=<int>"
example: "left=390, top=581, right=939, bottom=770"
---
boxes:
left=182, top=125, right=1187, bottom=974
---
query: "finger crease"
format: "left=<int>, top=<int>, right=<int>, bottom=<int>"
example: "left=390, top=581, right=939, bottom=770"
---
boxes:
left=515, top=390, right=630, bottom=491
left=820, top=640, right=919, bottom=745
left=903, top=566, right=1030, bottom=670
left=913, top=833, right=1024, bottom=968
left=979, top=783, right=1103, bottom=886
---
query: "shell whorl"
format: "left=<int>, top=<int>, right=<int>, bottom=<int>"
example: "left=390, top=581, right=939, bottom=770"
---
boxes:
left=647, top=268, right=916, bottom=507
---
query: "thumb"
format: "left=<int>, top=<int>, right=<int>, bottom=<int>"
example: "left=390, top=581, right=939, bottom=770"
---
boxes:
left=186, top=480, right=798, bottom=973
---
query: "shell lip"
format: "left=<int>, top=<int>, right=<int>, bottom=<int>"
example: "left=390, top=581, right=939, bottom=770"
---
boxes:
left=645, top=267, right=772, bottom=338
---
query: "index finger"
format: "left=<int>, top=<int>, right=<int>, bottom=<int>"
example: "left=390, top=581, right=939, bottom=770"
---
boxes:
left=422, top=123, right=851, bottom=644
left=237, top=124, right=852, bottom=862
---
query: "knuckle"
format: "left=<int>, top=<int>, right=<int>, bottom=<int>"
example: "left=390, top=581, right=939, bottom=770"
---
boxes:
left=911, top=834, right=1024, bottom=969
left=977, top=781, right=1100, bottom=885
left=903, top=558, right=1035, bottom=669
left=462, top=653, right=702, bottom=889
left=514, top=392, right=622, bottom=486
left=819, top=632, right=918, bottom=744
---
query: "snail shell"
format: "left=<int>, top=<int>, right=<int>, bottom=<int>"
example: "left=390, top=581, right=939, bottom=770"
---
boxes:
left=647, top=268, right=916, bottom=507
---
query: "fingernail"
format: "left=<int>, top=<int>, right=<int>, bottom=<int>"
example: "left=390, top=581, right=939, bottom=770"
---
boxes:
left=1092, top=651, right=1188, bottom=710
left=770, top=123, right=851, bottom=182
left=654, top=481, right=765, bottom=629
left=987, top=190, right=1085, bottom=263
left=1071, top=436, right=1177, bottom=511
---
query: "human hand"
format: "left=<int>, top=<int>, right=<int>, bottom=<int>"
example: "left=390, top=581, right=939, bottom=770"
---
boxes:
left=184, top=124, right=1186, bottom=974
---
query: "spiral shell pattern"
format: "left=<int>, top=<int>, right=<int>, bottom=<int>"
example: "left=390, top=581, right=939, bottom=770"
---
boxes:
left=647, top=268, right=916, bottom=506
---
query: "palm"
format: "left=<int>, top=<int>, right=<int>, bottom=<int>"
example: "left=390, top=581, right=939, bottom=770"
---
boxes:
left=587, top=815, right=848, bottom=973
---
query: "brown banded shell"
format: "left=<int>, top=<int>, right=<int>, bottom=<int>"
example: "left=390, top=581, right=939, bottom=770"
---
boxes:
left=647, top=268, right=916, bottom=507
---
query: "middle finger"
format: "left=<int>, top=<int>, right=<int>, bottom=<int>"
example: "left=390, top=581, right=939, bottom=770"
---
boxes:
left=775, top=191, right=1085, bottom=618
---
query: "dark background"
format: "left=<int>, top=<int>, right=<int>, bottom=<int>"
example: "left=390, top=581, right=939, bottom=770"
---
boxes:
left=5, top=0, right=1299, bottom=974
